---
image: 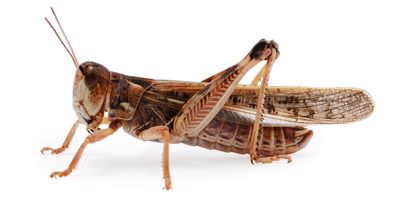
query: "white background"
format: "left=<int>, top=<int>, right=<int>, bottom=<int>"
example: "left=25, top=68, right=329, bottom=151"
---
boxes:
left=0, top=0, right=399, bottom=199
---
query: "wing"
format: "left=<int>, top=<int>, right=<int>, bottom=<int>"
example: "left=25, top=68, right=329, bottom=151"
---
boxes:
left=225, top=86, right=374, bottom=125
left=145, top=81, right=374, bottom=126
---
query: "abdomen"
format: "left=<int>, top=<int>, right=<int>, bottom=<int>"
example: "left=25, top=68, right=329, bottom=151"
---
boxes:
left=182, top=118, right=313, bottom=157
left=122, top=103, right=313, bottom=157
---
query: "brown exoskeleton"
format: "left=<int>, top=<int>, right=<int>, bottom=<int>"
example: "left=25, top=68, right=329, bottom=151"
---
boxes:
left=41, top=8, right=374, bottom=190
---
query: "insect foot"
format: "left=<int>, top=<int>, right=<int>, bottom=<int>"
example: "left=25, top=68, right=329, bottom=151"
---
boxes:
left=255, top=155, right=292, bottom=164
left=164, top=180, right=172, bottom=190
left=41, top=146, right=67, bottom=155
left=49, top=169, right=72, bottom=178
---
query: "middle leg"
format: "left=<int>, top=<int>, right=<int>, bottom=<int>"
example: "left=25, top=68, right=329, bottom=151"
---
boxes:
left=255, top=155, right=292, bottom=164
left=138, top=126, right=172, bottom=190
left=41, top=120, right=80, bottom=155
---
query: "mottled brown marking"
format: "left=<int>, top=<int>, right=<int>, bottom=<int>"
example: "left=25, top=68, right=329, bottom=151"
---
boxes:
left=326, top=103, right=333, bottom=119
left=73, top=62, right=110, bottom=130
left=293, top=107, right=299, bottom=116
left=266, top=103, right=276, bottom=114
left=307, top=109, right=316, bottom=118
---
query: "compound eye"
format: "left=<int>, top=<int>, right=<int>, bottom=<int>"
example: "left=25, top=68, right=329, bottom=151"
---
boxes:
left=84, top=66, right=99, bottom=87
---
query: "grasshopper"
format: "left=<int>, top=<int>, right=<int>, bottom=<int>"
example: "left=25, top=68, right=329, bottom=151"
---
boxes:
left=41, top=8, right=374, bottom=190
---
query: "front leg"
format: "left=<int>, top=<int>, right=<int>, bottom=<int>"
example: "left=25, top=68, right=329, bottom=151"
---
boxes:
left=138, top=126, right=172, bottom=190
left=173, top=39, right=275, bottom=138
left=41, top=117, right=111, bottom=155
left=49, top=120, right=122, bottom=178
left=41, top=120, right=80, bottom=155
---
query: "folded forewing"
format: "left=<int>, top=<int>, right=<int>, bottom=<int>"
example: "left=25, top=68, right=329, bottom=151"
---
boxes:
left=225, top=86, right=374, bottom=125
left=149, top=81, right=374, bottom=126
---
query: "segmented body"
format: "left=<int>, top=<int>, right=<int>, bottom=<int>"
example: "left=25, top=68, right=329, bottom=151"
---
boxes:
left=123, top=103, right=313, bottom=156
left=182, top=119, right=313, bottom=157
left=111, top=73, right=373, bottom=157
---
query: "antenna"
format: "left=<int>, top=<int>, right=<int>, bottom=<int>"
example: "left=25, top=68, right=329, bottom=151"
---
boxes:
left=45, top=7, right=80, bottom=69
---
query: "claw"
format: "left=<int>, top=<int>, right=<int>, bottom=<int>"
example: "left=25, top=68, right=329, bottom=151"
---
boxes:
left=41, top=146, right=67, bottom=155
left=41, top=147, right=54, bottom=154
left=249, top=151, right=257, bottom=165
left=50, top=170, right=71, bottom=178
left=163, top=180, right=172, bottom=190
left=163, top=185, right=172, bottom=190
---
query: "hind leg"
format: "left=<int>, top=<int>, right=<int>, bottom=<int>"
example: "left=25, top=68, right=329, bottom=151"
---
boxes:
left=255, top=155, right=292, bottom=164
left=249, top=47, right=279, bottom=162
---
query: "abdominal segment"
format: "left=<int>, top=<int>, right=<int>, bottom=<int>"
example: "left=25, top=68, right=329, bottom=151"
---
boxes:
left=182, top=118, right=313, bottom=157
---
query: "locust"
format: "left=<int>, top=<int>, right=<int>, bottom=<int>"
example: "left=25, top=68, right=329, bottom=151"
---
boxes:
left=41, top=8, right=374, bottom=190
